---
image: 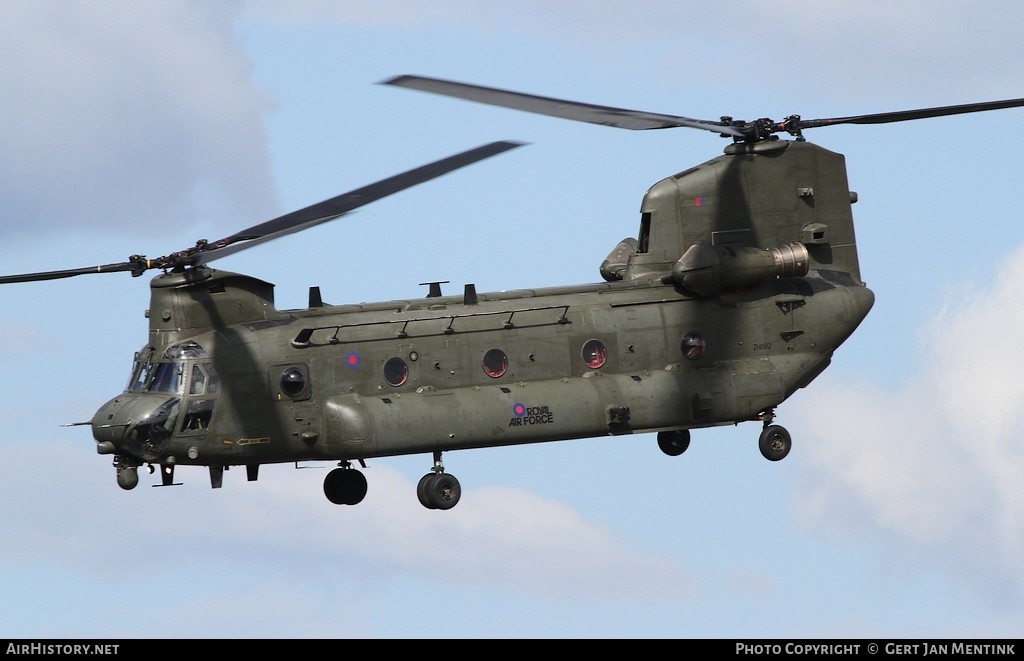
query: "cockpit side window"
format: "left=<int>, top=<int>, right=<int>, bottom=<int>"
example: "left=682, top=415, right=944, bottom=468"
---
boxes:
left=180, top=362, right=220, bottom=434
left=205, top=363, right=220, bottom=394
left=187, top=364, right=221, bottom=396
left=189, top=365, right=206, bottom=395
left=182, top=398, right=215, bottom=432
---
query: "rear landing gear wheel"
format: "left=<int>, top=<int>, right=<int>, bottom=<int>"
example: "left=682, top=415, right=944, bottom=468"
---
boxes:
left=657, top=429, right=690, bottom=456
left=758, top=425, right=792, bottom=462
left=323, top=466, right=368, bottom=505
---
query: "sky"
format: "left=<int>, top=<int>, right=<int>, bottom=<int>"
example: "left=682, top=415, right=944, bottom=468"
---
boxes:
left=2, top=0, right=1024, bottom=640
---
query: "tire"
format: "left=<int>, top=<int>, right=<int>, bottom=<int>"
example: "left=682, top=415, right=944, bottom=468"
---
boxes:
left=417, top=473, right=439, bottom=509
left=758, top=425, right=792, bottom=462
left=339, top=469, right=367, bottom=505
left=324, top=467, right=368, bottom=505
left=427, top=473, right=462, bottom=510
left=657, top=429, right=690, bottom=456
left=324, top=468, right=346, bottom=504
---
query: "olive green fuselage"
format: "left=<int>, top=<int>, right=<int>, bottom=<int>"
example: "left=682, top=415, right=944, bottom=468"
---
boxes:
left=91, top=140, right=874, bottom=472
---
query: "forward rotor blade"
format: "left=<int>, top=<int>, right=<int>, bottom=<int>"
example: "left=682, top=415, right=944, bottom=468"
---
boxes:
left=382, top=75, right=745, bottom=138
left=0, top=261, right=141, bottom=284
left=0, top=140, right=524, bottom=284
left=799, top=97, right=1024, bottom=130
left=192, top=140, right=524, bottom=264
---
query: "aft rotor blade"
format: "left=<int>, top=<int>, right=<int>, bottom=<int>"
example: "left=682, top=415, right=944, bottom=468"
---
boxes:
left=799, top=97, right=1024, bottom=130
left=192, top=140, right=525, bottom=264
left=382, top=75, right=745, bottom=138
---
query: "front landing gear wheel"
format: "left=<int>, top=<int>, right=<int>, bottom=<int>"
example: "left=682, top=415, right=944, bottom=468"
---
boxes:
left=657, top=429, right=690, bottom=456
left=758, top=425, right=792, bottom=462
left=323, top=466, right=368, bottom=505
left=417, top=472, right=461, bottom=510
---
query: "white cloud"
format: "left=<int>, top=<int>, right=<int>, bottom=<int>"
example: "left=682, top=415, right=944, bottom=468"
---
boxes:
left=791, top=243, right=1024, bottom=607
left=0, top=441, right=690, bottom=607
left=0, top=1, right=277, bottom=236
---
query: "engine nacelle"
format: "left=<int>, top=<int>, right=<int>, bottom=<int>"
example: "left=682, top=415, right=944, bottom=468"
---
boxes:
left=671, top=241, right=809, bottom=297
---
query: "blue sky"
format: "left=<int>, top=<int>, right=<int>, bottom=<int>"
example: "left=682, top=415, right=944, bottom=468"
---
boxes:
left=2, top=0, right=1024, bottom=639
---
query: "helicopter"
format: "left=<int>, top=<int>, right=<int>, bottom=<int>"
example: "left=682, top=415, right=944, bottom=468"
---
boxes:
left=5, top=78, right=1024, bottom=511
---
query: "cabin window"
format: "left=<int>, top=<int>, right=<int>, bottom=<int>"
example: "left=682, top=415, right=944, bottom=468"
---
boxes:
left=581, top=339, right=607, bottom=369
left=482, top=349, right=508, bottom=378
left=637, top=212, right=652, bottom=254
left=681, top=332, right=705, bottom=360
left=384, top=357, right=409, bottom=387
left=280, top=367, right=307, bottom=397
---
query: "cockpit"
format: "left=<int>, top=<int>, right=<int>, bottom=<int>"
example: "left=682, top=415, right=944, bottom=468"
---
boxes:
left=128, top=360, right=180, bottom=394
left=107, top=341, right=222, bottom=461
left=127, top=340, right=210, bottom=394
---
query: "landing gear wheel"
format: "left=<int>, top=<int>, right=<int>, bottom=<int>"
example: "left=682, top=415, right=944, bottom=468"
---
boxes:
left=657, top=429, right=690, bottom=456
left=418, top=472, right=461, bottom=510
left=758, top=425, right=792, bottom=462
left=417, top=473, right=439, bottom=509
left=323, top=467, right=368, bottom=505
left=417, top=450, right=461, bottom=510
left=429, top=473, right=461, bottom=510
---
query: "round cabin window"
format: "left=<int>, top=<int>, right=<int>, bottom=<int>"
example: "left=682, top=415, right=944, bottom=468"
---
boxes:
left=581, top=339, right=607, bottom=369
left=482, top=348, right=508, bottom=378
left=383, top=357, right=409, bottom=387
left=280, top=367, right=307, bottom=398
left=681, top=332, right=705, bottom=360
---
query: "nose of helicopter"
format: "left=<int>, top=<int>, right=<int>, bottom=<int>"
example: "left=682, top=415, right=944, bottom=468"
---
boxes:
left=91, top=395, right=131, bottom=454
left=91, top=394, right=180, bottom=461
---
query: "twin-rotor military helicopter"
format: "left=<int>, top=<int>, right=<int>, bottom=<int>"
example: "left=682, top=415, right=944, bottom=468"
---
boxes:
left=5, top=76, right=1024, bottom=510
